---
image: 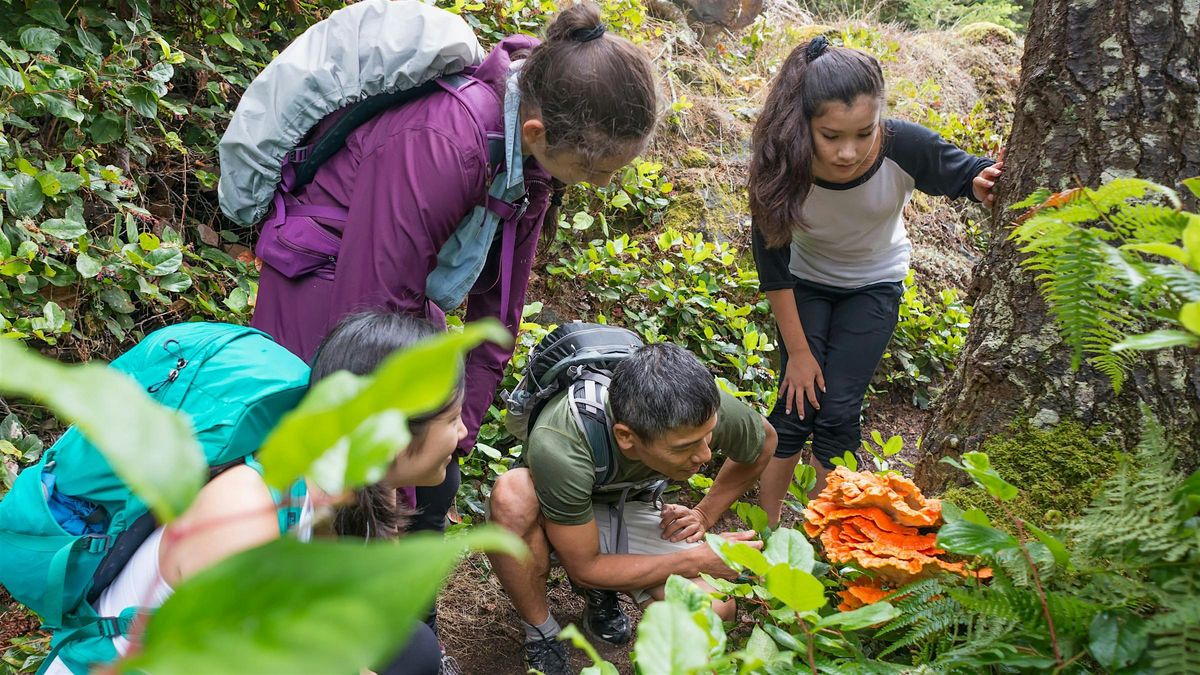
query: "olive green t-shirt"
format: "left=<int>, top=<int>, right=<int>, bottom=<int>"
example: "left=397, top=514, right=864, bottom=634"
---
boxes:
left=525, top=389, right=765, bottom=525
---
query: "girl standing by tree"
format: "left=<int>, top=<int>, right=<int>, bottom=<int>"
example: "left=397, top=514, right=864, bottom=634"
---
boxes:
left=249, top=4, right=660, bottom=545
left=750, top=37, right=1004, bottom=526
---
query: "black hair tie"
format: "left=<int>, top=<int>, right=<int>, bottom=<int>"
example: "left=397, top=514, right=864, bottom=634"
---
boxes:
left=805, top=35, right=829, bottom=62
left=569, top=24, right=606, bottom=42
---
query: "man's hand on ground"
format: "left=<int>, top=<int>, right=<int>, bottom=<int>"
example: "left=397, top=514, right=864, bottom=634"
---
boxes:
left=660, top=503, right=710, bottom=543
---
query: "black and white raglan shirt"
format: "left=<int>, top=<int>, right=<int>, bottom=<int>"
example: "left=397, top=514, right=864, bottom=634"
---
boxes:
left=753, top=119, right=995, bottom=291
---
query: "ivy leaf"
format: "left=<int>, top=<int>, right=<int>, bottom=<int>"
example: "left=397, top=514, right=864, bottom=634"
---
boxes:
left=815, top=601, right=899, bottom=630
left=129, top=529, right=524, bottom=675
left=144, top=248, right=182, bottom=276
left=89, top=112, right=124, bottom=144
left=41, top=218, right=86, bottom=239
left=631, top=601, right=710, bottom=675
left=764, top=563, right=825, bottom=612
left=5, top=173, right=44, bottom=218
left=936, top=519, right=1019, bottom=556
left=0, top=339, right=205, bottom=522
left=219, top=32, right=244, bottom=52
left=763, top=528, right=815, bottom=573
left=0, top=67, right=24, bottom=91
left=19, top=26, right=61, bottom=54
left=28, top=1, right=69, bottom=30
left=258, top=321, right=510, bottom=491
left=75, top=252, right=101, bottom=278
left=1112, top=329, right=1200, bottom=352
left=125, top=84, right=160, bottom=118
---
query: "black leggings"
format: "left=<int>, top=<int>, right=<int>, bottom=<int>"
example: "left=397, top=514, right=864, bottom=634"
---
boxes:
left=378, top=621, right=441, bottom=675
left=769, top=277, right=903, bottom=467
left=408, top=457, right=461, bottom=634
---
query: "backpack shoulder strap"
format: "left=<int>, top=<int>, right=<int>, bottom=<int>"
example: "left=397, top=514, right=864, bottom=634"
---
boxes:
left=566, top=370, right=618, bottom=487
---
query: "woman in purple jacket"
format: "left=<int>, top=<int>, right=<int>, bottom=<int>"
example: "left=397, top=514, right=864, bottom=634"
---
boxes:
left=250, top=3, right=659, bottom=542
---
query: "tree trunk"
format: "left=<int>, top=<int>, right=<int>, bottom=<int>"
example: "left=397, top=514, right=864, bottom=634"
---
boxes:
left=913, top=0, right=1200, bottom=491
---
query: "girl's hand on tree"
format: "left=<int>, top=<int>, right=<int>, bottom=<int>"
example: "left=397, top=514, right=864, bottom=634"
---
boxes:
left=973, top=148, right=1006, bottom=206
left=781, top=349, right=824, bottom=420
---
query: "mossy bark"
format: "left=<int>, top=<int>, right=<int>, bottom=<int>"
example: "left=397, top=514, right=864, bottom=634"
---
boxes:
left=915, top=0, right=1200, bottom=491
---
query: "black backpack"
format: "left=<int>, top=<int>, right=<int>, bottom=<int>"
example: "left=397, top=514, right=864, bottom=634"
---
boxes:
left=503, top=322, right=643, bottom=487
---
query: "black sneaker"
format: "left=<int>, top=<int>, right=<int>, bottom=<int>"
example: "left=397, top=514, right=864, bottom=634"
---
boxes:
left=439, top=652, right=463, bottom=675
left=581, top=588, right=631, bottom=645
left=523, top=629, right=571, bottom=675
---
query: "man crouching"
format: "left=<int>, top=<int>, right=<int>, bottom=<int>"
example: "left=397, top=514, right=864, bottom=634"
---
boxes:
left=486, top=342, right=776, bottom=674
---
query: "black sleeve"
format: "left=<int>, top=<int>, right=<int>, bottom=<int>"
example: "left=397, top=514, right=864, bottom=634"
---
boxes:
left=886, top=120, right=996, bottom=202
left=751, top=225, right=795, bottom=292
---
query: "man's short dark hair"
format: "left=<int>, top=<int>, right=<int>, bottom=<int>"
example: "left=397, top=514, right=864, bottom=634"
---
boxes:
left=609, top=342, right=720, bottom=440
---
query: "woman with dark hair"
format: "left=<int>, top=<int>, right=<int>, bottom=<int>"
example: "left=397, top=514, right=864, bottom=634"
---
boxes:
left=249, top=2, right=662, bottom=550
left=748, top=38, right=1004, bottom=526
left=44, top=312, right=467, bottom=675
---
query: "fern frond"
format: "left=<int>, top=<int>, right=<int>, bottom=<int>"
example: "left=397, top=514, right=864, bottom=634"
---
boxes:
left=1148, top=604, right=1200, bottom=675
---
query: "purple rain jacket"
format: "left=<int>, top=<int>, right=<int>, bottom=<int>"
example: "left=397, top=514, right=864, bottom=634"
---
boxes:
left=250, top=36, right=553, bottom=468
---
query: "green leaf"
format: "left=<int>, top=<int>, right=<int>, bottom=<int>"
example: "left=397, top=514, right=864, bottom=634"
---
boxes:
left=936, top=519, right=1019, bottom=556
left=89, top=112, right=124, bottom=145
left=125, top=84, right=160, bottom=118
left=219, top=32, right=244, bottom=52
left=0, top=339, right=205, bottom=521
left=1088, top=612, right=1148, bottom=671
left=1122, top=242, right=1189, bottom=264
left=815, top=601, right=900, bottom=630
left=6, top=173, right=44, bottom=218
left=259, top=321, right=510, bottom=491
left=742, top=626, right=780, bottom=669
left=0, top=231, right=11, bottom=259
left=223, top=287, right=248, bottom=312
left=1112, top=329, right=1200, bottom=352
left=19, top=26, right=61, bottom=53
left=75, top=252, right=101, bottom=278
left=714, top=539, right=770, bottom=576
left=763, top=528, right=815, bottom=573
left=35, top=170, right=61, bottom=196
left=733, top=501, right=769, bottom=534
left=129, top=528, right=524, bottom=675
left=942, top=451, right=1018, bottom=501
left=158, top=272, right=192, bottom=292
left=1183, top=177, right=1200, bottom=200
left=28, top=1, right=69, bottom=30
left=41, top=218, right=86, bottom=239
left=631, top=600, right=710, bottom=675
left=0, top=67, right=24, bottom=91
left=1024, top=521, right=1071, bottom=569
left=146, top=61, right=175, bottom=83
left=143, top=247, right=182, bottom=276
left=1178, top=302, right=1200, bottom=335
left=558, top=625, right=619, bottom=675
left=76, top=25, right=103, bottom=55
left=664, top=574, right=711, bottom=612
left=41, top=301, right=65, bottom=332
left=609, top=190, right=632, bottom=209
left=764, top=563, right=825, bottom=612
left=139, top=232, right=160, bottom=250
left=100, top=287, right=136, bottom=314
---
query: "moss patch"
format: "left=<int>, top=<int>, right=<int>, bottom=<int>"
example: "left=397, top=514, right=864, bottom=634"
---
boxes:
left=958, top=22, right=1018, bottom=46
left=680, top=147, right=711, bottom=168
left=937, top=421, right=1121, bottom=532
left=662, top=192, right=708, bottom=231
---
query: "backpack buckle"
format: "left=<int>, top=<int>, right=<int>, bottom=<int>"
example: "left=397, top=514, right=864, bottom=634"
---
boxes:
left=83, top=534, right=111, bottom=554
left=97, top=616, right=122, bottom=637
left=287, top=145, right=312, bottom=164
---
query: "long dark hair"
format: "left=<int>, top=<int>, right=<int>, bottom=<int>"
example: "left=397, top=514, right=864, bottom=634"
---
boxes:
left=308, top=311, right=464, bottom=540
left=748, top=41, right=885, bottom=248
left=520, top=3, right=659, bottom=167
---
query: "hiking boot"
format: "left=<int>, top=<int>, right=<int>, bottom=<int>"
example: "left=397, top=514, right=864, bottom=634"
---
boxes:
left=523, top=630, right=571, bottom=675
left=581, top=588, right=632, bottom=645
left=438, top=652, right=463, bottom=675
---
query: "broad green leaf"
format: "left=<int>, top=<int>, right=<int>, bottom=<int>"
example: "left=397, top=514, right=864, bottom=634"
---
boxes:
left=1088, top=612, right=1148, bottom=671
left=631, top=600, right=710, bottom=675
left=764, top=563, right=825, bottom=612
left=89, top=112, right=124, bottom=145
left=223, top=287, right=248, bottom=312
left=0, top=67, right=23, bottom=91
left=75, top=252, right=101, bottom=278
left=143, top=247, right=183, bottom=276
left=815, top=601, right=899, bottom=630
left=558, top=625, right=619, bottom=675
left=1185, top=217, right=1200, bottom=269
left=742, top=626, right=780, bottom=669
left=664, top=574, right=711, bottom=612
left=761, top=624, right=804, bottom=652
left=1183, top=177, right=1200, bottom=200
left=259, top=321, right=510, bottom=490
left=713, top=539, right=770, bottom=576
left=125, top=84, right=160, bottom=118
left=942, top=452, right=1017, bottom=501
left=219, top=32, right=244, bottom=52
left=1178, top=302, right=1200, bottom=335
left=609, top=190, right=632, bottom=209
left=936, top=519, right=1019, bottom=556
left=128, top=528, right=524, bottom=675
left=1024, top=521, right=1071, bottom=569
left=0, top=340, right=205, bottom=521
left=100, top=287, right=136, bottom=314
left=41, top=218, right=86, bottom=239
left=41, top=301, right=65, bottom=332
left=35, top=170, right=61, bottom=196
left=6, top=173, right=44, bottom=218
left=0, top=231, right=11, bottom=259
left=158, top=272, right=192, bottom=292
left=763, top=528, right=815, bottom=573
left=147, top=61, right=175, bottom=83
left=19, top=26, right=60, bottom=53
left=76, top=25, right=103, bottom=55
left=139, top=233, right=161, bottom=250
left=733, top=501, right=769, bottom=533
left=28, top=1, right=69, bottom=30
left=1122, top=242, right=1188, bottom=264
left=1112, top=329, right=1200, bottom=351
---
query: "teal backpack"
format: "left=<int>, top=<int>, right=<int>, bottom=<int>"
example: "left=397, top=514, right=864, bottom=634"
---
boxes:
left=0, top=322, right=310, bottom=674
